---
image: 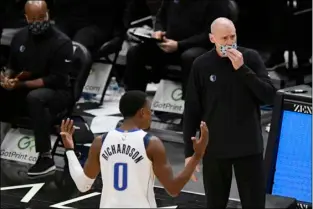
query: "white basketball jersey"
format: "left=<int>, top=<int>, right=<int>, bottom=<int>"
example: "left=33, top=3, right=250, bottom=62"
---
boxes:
left=99, top=128, right=156, bottom=208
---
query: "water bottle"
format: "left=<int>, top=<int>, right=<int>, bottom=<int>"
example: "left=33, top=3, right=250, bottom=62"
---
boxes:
left=108, top=77, right=119, bottom=101
left=82, top=92, right=96, bottom=101
left=284, top=50, right=298, bottom=69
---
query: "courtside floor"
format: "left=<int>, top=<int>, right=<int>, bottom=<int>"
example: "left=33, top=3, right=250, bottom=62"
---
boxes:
left=0, top=154, right=240, bottom=209
left=0, top=122, right=269, bottom=208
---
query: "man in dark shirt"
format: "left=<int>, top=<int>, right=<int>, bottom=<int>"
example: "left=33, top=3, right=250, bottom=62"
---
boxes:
left=0, top=0, right=73, bottom=177
left=54, top=0, right=133, bottom=56
left=124, top=0, right=230, bottom=98
left=184, top=18, right=276, bottom=208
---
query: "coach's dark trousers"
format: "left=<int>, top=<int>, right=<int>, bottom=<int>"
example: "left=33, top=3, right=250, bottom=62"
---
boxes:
left=203, top=153, right=266, bottom=209
left=0, top=87, right=72, bottom=153
left=124, top=42, right=207, bottom=98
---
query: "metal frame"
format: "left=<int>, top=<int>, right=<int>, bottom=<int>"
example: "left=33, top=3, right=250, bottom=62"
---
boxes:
left=98, top=53, right=120, bottom=105
left=264, top=86, right=312, bottom=205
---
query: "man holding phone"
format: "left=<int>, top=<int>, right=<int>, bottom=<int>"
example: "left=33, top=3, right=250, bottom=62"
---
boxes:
left=0, top=0, right=73, bottom=178
left=124, top=0, right=231, bottom=99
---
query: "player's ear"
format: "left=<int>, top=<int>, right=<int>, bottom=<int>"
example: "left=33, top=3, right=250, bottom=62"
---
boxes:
left=25, top=14, right=29, bottom=23
left=209, top=33, right=215, bottom=44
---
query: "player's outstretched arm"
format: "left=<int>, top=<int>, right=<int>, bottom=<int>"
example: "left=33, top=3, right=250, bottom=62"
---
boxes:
left=147, top=121, right=208, bottom=197
left=60, top=119, right=101, bottom=193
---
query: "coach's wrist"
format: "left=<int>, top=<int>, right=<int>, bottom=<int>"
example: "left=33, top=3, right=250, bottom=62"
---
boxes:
left=193, top=153, right=202, bottom=161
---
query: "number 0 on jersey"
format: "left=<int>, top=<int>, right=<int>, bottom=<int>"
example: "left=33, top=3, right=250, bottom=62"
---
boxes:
left=114, top=163, right=128, bottom=191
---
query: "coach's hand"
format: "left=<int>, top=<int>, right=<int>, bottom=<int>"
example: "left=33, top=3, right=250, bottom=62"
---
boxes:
left=226, top=48, right=244, bottom=70
left=152, top=31, right=165, bottom=40
left=1, top=71, right=15, bottom=90
left=0, top=72, right=8, bottom=88
left=159, top=37, right=178, bottom=53
left=1, top=78, right=19, bottom=90
left=185, top=121, right=209, bottom=182
left=60, top=118, right=75, bottom=149
left=193, top=121, right=209, bottom=157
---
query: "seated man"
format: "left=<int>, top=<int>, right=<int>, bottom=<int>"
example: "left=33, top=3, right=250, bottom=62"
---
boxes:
left=54, top=0, right=133, bottom=56
left=124, top=0, right=231, bottom=98
left=1, top=0, right=53, bottom=46
left=0, top=0, right=73, bottom=177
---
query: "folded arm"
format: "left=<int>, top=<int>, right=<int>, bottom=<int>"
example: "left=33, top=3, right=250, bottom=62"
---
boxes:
left=24, top=41, right=73, bottom=89
left=6, top=34, right=20, bottom=78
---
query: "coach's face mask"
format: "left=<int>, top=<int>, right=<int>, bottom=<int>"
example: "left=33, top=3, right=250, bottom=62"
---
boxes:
left=28, top=20, right=50, bottom=35
left=27, top=12, right=50, bottom=35
left=219, top=42, right=237, bottom=57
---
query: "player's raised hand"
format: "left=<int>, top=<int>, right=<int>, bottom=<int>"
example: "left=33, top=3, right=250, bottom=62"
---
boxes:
left=192, top=121, right=209, bottom=158
left=185, top=122, right=208, bottom=182
left=60, top=118, right=75, bottom=149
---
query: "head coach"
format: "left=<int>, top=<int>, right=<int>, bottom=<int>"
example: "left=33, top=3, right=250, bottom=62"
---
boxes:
left=0, top=0, right=73, bottom=178
left=183, top=17, right=277, bottom=208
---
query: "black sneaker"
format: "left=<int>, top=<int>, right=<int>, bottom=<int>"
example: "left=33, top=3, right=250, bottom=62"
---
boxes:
left=27, top=156, right=56, bottom=177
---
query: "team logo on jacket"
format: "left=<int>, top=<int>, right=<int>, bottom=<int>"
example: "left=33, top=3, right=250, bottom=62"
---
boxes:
left=210, top=75, right=216, bottom=82
left=19, top=45, right=25, bottom=52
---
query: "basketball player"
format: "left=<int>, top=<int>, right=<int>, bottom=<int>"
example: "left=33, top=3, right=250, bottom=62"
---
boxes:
left=60, top=90, right=208, bottom=208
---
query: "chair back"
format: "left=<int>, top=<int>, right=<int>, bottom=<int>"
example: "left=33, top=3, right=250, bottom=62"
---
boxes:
left=70, top=41, right=92, bottom=103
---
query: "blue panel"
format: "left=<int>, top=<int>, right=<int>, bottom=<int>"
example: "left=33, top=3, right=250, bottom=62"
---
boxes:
left=272, top=110, right=312, bottom=203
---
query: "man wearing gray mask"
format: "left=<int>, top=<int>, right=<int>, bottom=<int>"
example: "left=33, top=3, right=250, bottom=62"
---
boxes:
left=0, top=0, right=73, bottom=178
left=183, top=17, right=277, bottom=208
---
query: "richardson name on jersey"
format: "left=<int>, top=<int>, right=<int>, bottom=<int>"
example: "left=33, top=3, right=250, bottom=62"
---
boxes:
left=102, top=144, right=144, bottom=163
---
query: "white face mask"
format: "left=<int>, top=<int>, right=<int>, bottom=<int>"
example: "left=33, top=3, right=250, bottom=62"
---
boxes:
left=218, top=42, right=237, bottom=57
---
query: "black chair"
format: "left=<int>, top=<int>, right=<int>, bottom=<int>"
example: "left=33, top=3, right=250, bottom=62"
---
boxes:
left=51, top=41, right=93, bottom=156
left=9, top=41, right=92, bottom=157
left=93, top=2, right=154, bottom=106
left=96, top=36, right=124, bottom=106
left=80, top=16, right=153, bottom=109
left=76, top=36, right=124, bottom=110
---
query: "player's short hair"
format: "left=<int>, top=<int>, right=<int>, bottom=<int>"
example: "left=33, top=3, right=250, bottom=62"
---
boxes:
left=119, top=90, right=148, bottom=118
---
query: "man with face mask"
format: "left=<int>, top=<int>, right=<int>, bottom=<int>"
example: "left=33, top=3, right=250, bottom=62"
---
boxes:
left=183, top=17, right=277, bottom=208
left=0, top=0, right=73, bottom=178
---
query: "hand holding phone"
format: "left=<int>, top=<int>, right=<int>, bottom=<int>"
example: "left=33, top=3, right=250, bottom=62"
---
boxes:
left=152, top=31, right=165, bottom=42
left=129, top=28, right=164, bottom=43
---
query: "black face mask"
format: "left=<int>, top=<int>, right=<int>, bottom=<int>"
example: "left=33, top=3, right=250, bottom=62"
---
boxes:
left=28, top=20, right=50, bottom=35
